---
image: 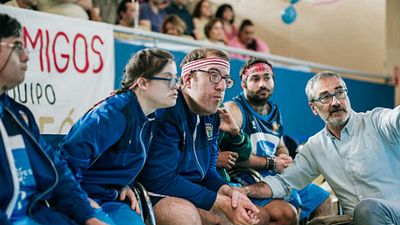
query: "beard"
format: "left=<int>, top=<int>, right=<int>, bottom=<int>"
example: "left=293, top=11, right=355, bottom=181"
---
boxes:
left=246, top=88, right=272, bottom=106
left=319, top=105, right=350, bottom=127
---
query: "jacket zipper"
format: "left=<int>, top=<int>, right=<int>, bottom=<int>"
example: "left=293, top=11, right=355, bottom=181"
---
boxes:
left=192, top=115, right=205, bottom=178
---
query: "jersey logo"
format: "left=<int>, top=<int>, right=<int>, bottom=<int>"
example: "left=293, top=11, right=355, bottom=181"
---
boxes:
left=272, top=121, right=280, bottom=132
left=205, top=123, right=213, bottom=140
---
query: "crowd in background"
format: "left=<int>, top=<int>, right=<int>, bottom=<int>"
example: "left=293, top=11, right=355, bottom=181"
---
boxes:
left=0, top=0, right=271, bottom=59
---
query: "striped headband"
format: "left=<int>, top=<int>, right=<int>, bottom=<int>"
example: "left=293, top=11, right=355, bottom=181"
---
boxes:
left=242, top=62, right=273, bottom=81
left=181, top=57, right=230, bottom=79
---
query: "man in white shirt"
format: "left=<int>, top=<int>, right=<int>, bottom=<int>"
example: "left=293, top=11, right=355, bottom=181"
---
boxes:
left=242, top=71, right=400, bottom=225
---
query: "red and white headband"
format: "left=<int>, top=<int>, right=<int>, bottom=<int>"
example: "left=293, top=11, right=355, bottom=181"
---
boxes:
left=181, top=57, right=230, bottom=80
left=242, top=62, right=273, bottom=81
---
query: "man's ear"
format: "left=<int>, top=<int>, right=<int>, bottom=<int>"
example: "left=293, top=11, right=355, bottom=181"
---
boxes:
left=241, top=80, right=246, bottom=90
left=309, top=102, right=318, bottom=116
left=184, top=74, right=192, bottom=89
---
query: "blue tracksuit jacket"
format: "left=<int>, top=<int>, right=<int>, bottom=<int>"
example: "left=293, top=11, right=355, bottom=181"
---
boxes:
left=0, top=94, right=94, bottom=225
left=58, top=91, right=154, bottom=202
left=138, top=91, right=227, bottom=210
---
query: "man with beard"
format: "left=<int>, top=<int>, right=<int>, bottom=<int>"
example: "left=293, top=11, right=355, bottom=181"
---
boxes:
left=137, top=48, right=262, bottom=225
left=224, top=58, right=332, bottom=224
left=244, top=71, right=400, bottom=225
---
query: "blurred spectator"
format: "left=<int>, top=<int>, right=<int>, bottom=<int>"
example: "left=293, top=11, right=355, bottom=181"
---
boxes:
left=204, top=17, right=225, bottom=45
left=192, top=0, right=212, bottom=40
left=228, top=19, right=271, bottom=59
left=139, top=0, right=168, bottom=32
left=3, top=0, right=37, bottom=9
left=89, top=0, right=119, bottom=23
left=36, top=0, right=92, bottom=20
left=117, top=0, right=135, bottom=27
left=116, top=0, right=151, bottom=30
left=165, top=0, right=194, bottom=36
left=161, top=14, right=192, bottom=39
left=215, top=3, right=237, bottom=43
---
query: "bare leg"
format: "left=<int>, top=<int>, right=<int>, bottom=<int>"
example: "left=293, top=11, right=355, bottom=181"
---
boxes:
left=264, top=200, right=298, bottom=225
left=153, top=197, right=202, bottom=225
left=198, top=208, right=223, bottom=225
left=254, top=206, right=270, bottom=225
left=310, top=195, right=335, bottom=219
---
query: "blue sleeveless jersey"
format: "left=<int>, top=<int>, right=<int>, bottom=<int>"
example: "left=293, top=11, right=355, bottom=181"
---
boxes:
left=232, top=92, right=330, bottom=220
left=233, top=92, right=283, bottom=158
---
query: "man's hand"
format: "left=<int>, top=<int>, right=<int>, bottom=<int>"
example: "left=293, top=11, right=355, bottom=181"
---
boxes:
left=217, top=151, right=238, bottom=170
left=215, top=194, right=260, bottom=225
left=119, top=186, right=140, bottom=214
left=218, top=185, right=258, bottom=212
left=274, top=154, right=293, bottom=173
left=218, top=108, right=240, bottom=136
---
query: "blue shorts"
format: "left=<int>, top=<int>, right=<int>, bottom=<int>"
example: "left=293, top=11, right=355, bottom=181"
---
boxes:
left=231, top=171, right=330, bottom=220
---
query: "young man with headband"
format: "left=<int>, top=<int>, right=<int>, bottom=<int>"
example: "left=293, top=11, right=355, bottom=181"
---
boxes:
left=225, top=57, right=333, bottom=224
left=138, top=48, right=264, bottom=225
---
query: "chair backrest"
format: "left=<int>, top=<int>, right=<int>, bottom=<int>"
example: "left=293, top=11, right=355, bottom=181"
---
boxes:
left=283, top=135, right=299, bottom=159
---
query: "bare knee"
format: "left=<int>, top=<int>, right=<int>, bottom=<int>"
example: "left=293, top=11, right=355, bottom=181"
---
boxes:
left=154, top=197, right=202, bottom=225
left=264, top=200, right=298, bottom=225
left=310, top=195, right=336, bottom=219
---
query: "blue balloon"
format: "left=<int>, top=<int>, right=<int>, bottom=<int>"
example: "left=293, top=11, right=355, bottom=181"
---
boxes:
left=290, top=0, right=300, bottom=4
left=281, top=5, right=297, bottom=24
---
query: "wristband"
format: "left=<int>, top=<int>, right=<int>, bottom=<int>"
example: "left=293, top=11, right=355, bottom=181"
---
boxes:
left=264, top=156, right=276, bottom=171
left=231, top=130, right=245, bottom=145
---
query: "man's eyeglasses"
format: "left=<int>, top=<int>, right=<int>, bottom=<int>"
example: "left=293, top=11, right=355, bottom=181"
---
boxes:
left=0, top=42, right=28, bottom=56
left=312, top=89, right=348, bottom=104
left=191, top=69, right=234, bottom=89
left=147, top=76, right=181, bottom=89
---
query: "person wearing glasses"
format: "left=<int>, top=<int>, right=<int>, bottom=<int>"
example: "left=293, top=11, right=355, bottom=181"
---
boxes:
left=223, top=58, right=333, bottom=225
left=243, top=71, right=400, bottom=225
left=0, top=13, right=106, bottom=225
left=57, top=48, right=180, bottom=225
left=137, top=48, right=262, bottom=225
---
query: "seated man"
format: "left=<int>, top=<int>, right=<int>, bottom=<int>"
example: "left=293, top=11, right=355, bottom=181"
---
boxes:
left=0, top=13, right=104, bottom=225
left=225, top=58, right=333, bottom=223
left=138, top=48, right=263, bottom=225
left=245, top=71, right=400, bottom=225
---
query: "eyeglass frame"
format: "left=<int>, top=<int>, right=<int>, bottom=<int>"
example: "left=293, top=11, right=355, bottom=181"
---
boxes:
left=147, top=75, right=181, bottom=89
left=311, top=88, right=348, bottom=104
left=190, top=69, right=234, bottom=89
left=0, top=41, right=28, bottom=56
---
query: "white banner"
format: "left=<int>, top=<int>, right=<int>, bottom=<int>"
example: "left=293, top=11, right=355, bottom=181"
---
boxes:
left=0, top=6, right=115, bottom=134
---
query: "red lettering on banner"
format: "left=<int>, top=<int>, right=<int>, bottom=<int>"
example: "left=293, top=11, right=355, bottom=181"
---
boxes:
left=45, top=30, right=51, bottom=72
left=73, top=33, right=89, bottom=73
left=91, top=35, right=104, bottom=73
left=23, top=27, right=44, bottom=72
left=22, top=26, right=106, bottom=75
left=53, top=32, right=70, bottom=73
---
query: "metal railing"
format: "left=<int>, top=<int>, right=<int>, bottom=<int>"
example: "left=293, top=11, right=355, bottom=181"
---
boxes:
left=114, top=26, right=391, bottom=84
